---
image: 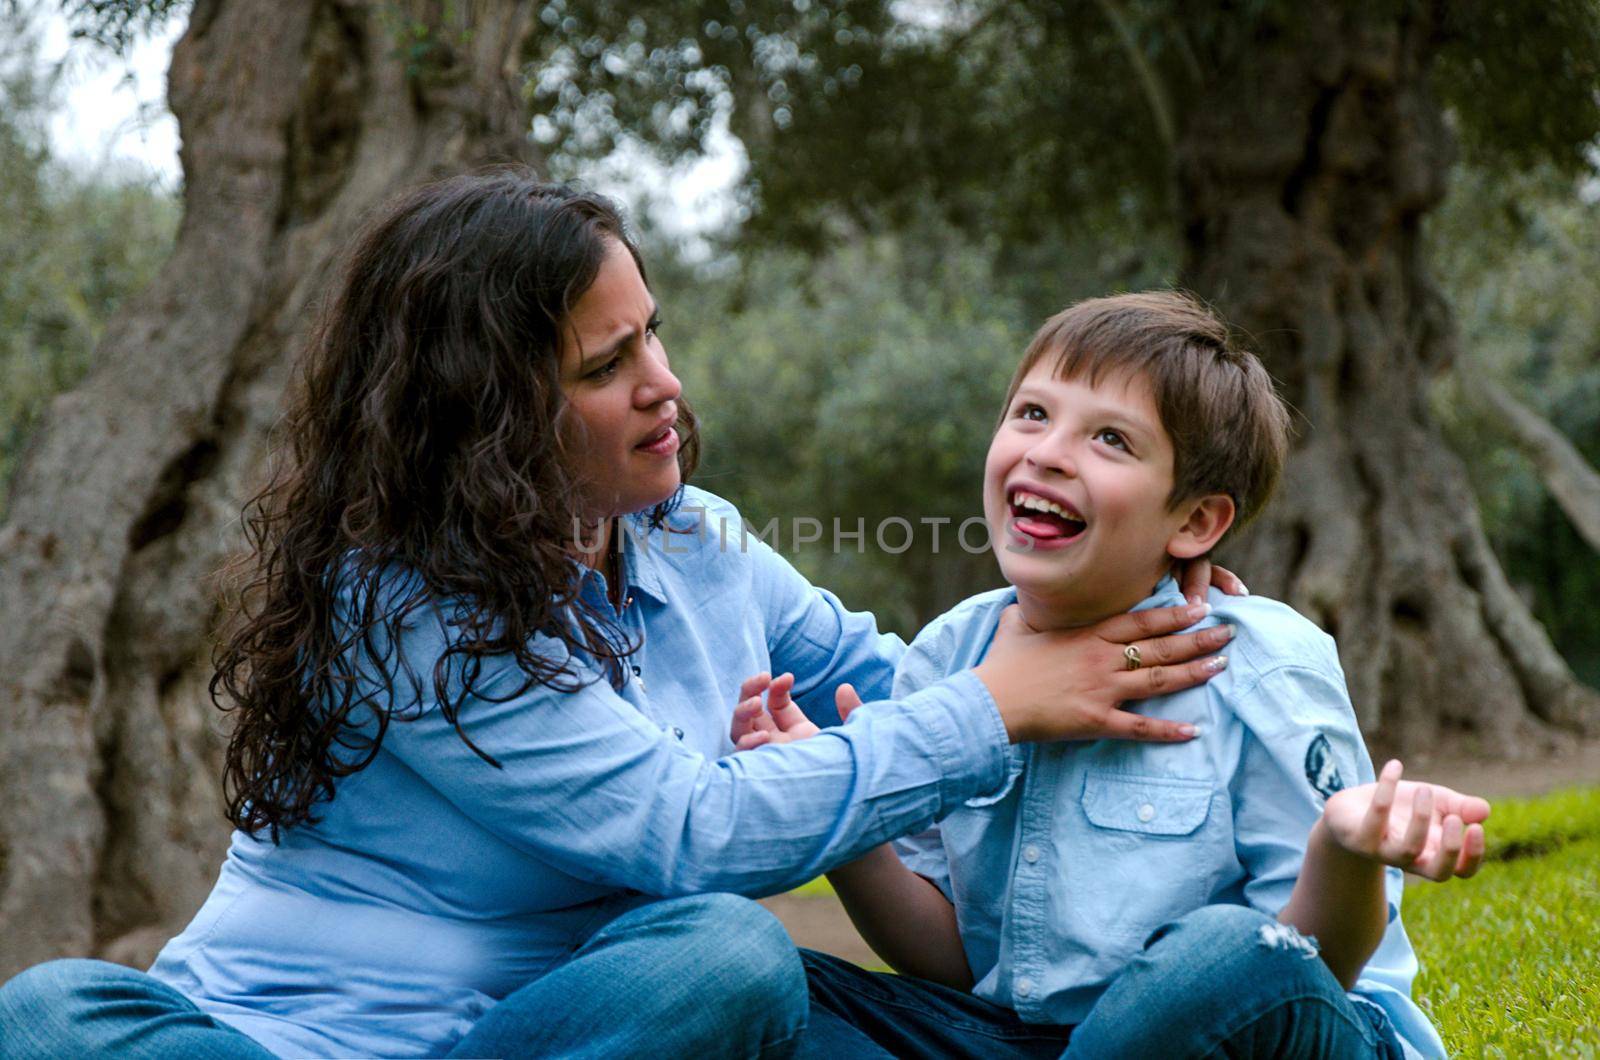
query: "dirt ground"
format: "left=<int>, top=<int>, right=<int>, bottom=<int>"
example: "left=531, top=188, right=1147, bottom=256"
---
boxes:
left=1396, top=735, right=1600, bottom=800
left=763, top=737, right=1600, bottom=966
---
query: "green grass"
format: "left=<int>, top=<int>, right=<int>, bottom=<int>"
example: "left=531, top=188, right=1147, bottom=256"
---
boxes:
left=1408, top=785, right=1600, bottom=1057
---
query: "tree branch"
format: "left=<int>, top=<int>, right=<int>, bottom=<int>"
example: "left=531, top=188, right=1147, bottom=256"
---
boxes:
left=1091, top=0, right=1175, bottom=152
left=1462, top=371, right=1600, bottom=554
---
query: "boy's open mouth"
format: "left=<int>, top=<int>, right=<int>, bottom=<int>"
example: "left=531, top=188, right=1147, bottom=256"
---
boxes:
left=1009, top=489, right=1088, bottom=543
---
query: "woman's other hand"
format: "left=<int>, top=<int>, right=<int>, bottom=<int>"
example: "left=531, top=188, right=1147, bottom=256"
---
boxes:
left=729, top=675, right=866, bottom=750
left=730, top=672, right=817, bottom=749
left=973, top=602, right=1233, bottom=744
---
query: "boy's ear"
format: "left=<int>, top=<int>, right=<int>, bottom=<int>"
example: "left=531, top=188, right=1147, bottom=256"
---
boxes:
left=1166, top=494, right=1236, bottom=560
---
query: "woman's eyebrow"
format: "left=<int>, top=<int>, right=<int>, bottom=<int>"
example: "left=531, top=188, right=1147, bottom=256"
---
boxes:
left=578, top=304, right=659, bottom=372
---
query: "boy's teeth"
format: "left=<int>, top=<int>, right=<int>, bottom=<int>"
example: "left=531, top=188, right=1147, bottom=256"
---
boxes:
left=1012, top=491, right=1081, bottom=522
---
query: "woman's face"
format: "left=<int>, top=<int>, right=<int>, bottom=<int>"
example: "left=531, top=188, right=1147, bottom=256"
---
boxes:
left=559, top=239, right=683, bottom=520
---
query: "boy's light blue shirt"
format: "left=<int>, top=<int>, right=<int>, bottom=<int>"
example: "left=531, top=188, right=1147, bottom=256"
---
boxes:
left=892, top=577, right=1446, bottom=1059
left=148, top=487, right=1010, bottom=1058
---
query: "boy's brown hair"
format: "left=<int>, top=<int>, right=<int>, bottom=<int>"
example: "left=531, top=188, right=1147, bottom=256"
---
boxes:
left=1000, top=291, right=1291, bottom=533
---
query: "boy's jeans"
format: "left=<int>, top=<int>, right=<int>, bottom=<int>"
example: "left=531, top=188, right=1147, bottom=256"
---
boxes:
left=0, top=893, right=807, bottom=1060
left=799, top=904, right=1409, bottom=1059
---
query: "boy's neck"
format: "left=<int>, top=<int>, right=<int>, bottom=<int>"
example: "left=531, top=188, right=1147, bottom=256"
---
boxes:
left=1012, top=565, right=1174, bottom=633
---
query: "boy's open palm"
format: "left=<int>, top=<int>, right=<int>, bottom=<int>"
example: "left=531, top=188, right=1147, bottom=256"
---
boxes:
left=1320, top=759, right=1490, bottom=881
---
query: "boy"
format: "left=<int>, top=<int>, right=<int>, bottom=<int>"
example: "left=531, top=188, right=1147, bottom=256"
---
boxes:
left=732, top=293, right=1487, bottom=1058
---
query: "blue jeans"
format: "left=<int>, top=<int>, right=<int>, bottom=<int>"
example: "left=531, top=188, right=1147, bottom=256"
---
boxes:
left=0, top=893, right=806, bottom=1059
left=798, top=904, right=1407, bottom=1059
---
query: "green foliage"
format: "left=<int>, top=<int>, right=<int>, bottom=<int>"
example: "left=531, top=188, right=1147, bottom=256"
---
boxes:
left=1436, top=0, right=1600, bottom=176
left=0, top=20, right=179, bottom=507
left=376, top=1, right=478, bottom=85
left=655, top=215, right=1181, bottom=633
left=54, top=0, right=191, bottom=55
left=1408, top=789, right=1600, bottom=1056
left=1429, top=164, right=1600, bottom=684
left=529, top=0, right=1174, bottom=251
left=536, top=1, right=1600, bottom=255
left=664, top=233, right=1028, bottom=632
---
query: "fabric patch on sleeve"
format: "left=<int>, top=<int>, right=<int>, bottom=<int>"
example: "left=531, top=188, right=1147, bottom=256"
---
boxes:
left=1304, top=733, right=1346, bottom=799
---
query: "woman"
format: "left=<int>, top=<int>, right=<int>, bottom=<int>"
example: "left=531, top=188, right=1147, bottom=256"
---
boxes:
left=0, top=171, right=1234, bottom=1059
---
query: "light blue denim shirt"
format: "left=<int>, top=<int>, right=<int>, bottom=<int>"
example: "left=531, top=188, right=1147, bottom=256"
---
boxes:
left=148, top=487, right=1009, bottom=1058
left=892, top=578, right=1446, bottom=1059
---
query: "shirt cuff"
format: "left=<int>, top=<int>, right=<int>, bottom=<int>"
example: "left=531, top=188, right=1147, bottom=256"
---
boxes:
left=904, top=668, right=1010, bottom=810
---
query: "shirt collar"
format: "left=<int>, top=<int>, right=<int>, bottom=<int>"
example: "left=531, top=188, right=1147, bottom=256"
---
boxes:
left=1129, top=572, right=1185, bottom=614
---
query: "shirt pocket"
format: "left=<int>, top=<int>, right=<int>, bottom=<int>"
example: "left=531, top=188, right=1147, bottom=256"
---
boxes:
left=1072, top=771, right=1218, bottom=941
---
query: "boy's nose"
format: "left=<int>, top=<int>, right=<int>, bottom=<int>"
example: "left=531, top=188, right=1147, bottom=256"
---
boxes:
left=1025, top=434, right=1079, bottom=477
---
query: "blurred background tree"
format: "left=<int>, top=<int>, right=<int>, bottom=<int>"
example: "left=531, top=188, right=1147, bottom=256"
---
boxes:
left=1, top=0, right=1597, bottom=974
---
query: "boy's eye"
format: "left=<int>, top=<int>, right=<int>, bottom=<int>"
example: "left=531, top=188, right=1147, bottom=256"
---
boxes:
left=1016, top=403, right=1047, bottom=422
left=1094, top=428, right=1129, bottom=451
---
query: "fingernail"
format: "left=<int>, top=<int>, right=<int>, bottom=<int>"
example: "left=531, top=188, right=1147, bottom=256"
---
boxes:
left=1221, top=623, right=1237, bottom=640
left=1239, top=582, right=1250, bottom=595
left=1187, top=594, right=1203, bottom=607
left=1189, top=602, right=1212, bottom=620
left=1207, top=655, right=1229, bottom=672
left=1179, top=723, right=1199, bottom=737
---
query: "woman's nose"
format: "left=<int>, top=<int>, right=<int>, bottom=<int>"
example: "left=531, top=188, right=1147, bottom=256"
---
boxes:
left=637, top=344, right=681, bottom=408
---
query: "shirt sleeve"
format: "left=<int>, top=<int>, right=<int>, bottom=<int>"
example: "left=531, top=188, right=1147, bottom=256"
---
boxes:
left=1229, top=663, right=1376, bottom=919
left=888, top=626, right=958, bottom=898
left=366, top=602, right=1009, bottom=900
left=1229, top=663, right=1424, bottom=1021
left=746, top=526, right=905, bottom=727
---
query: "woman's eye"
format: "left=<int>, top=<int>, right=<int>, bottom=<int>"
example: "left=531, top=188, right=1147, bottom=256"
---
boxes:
left=588, top=357, right=621, bottom=381
left=1095, top=428, right=1129, bottom=451
left=1016, top=403, right=1047, bottom=423
left=646, top=315, right=663, bottom=340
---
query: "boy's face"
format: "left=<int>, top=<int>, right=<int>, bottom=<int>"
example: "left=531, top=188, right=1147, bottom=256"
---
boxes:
left=983, top=362, right=1211, bottom=624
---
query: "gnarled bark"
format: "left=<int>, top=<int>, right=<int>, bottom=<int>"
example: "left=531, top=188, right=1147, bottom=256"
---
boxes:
left=0, top=0, right=540, bottom=977
left=1179, top=4, right=1600, bottom=756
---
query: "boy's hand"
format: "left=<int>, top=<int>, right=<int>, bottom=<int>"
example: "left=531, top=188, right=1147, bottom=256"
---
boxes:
left=1320, top=759, right=1490, bottom=881
left=730, top=674, right=866, bottom=750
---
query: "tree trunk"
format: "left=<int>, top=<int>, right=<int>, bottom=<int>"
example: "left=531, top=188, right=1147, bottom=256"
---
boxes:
left=0, top=0, right=540, bottom=978
left=1177, top=4, right=1600, bottom=757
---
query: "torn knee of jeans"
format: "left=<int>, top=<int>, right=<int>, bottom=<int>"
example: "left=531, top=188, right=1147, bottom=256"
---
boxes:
left=1257, top=921, right=1320, bottom=959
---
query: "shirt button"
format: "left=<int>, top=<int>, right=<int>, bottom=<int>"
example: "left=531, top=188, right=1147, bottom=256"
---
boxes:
left=1022, top=844, right=1041, bottom=863
left=1015, top=977, right=1033, bottom=998
left=1137, top=803, right=1156, bottom=823
left=672, top=726, right=685, bottom=740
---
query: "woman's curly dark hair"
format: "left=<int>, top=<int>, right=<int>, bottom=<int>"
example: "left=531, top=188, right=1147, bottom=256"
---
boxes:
left=213, top=171, right=699, bottom=840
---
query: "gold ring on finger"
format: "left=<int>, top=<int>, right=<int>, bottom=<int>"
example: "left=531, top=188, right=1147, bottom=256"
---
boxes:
left=1124, top=644, right=1143, bottom=671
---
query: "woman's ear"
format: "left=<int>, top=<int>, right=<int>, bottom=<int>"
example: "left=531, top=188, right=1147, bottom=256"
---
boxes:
left=1166, top=494, right=1236, bottom=560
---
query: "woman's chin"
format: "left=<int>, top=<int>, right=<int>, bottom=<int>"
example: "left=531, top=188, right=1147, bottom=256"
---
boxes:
left=620, top=476, right=684, bottom=517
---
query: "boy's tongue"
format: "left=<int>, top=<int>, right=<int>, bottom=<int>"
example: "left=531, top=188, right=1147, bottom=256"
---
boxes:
left=1015, top=509, right=1083, bottom=539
